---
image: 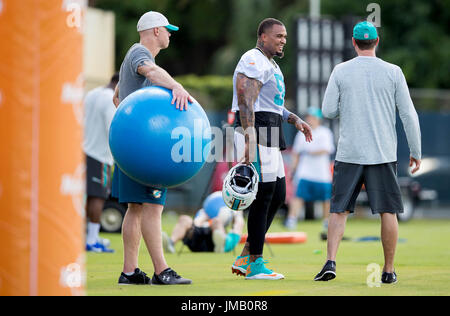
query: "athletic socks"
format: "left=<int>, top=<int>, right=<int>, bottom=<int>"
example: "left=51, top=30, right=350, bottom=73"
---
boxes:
left=86, top=222, right=101, bottom=245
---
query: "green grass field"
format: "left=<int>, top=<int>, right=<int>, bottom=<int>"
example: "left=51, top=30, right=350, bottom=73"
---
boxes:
left=87, top=215, right=450, bottom=296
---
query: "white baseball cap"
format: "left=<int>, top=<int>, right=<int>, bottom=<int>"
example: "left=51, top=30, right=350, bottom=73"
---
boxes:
left=137, top=11, right=179, bottom=32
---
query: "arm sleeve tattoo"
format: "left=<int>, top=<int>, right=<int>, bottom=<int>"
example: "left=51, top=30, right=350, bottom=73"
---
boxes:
left=282, top=107, right=304, bottom=125
left=236, top=73, right=262, bottom=131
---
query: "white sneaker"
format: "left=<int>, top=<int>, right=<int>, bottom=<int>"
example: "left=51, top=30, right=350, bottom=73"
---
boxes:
left=284, top=217, right=298, bottom=230
left=97, top=237, right=110, bottom=248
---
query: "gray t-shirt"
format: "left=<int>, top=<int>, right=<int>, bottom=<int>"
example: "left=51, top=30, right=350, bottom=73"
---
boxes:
left=118, top=43, right=155, bottom=102
left=322, top=56, right=421, bottom=165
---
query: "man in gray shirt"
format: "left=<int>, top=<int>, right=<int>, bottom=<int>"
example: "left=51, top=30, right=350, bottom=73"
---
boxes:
left=112, top=11, right=192, bottom=285
left=314, top=21, right=421, bottom=284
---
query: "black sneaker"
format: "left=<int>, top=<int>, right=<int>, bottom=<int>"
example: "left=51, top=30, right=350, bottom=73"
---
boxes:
left=152, top=268, right=192, bottom=285
left=314, top=260, right=336, bottom=281
left=118, top=268, right=151, bottom=285
left=381, top=271, right=398, bottom=284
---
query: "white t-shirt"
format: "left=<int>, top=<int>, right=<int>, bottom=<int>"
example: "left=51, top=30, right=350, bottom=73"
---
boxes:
left=83, top=87, right=116, bottom=165
left=293, top=125, right=335, bottom=183
left=232, top=49, right=286, bottom=115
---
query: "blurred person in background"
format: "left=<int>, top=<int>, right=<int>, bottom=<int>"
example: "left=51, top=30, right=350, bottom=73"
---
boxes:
left=83, top=72, right=119, bottom=253
left=162, top=192, right=244, bottom=254
left=285, top=107, right=335, bottom=241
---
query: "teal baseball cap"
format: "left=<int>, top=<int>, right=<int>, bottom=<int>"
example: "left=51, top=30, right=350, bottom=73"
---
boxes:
left=307, top=107, right=323, bottom=119
left=137, top=11, right=179, bottom=32
left=353, top=21, right=378, bottom=40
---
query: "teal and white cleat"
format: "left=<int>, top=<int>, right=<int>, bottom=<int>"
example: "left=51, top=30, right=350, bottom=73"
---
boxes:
left=231, top=255, right=250, bottom=277
left=245, top=258, right=284, bottom=280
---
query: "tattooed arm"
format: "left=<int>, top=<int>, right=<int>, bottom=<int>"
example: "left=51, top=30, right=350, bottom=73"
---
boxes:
left=236, top=73, right=262, bottom=164
left=283, top=108, right=313, bottom=142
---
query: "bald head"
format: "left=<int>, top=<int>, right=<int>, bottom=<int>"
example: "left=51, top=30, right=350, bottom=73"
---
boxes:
left=139, top=26, right=172, bottom=56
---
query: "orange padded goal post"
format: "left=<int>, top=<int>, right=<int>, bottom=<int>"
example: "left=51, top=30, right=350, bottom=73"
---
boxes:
left=0, top=0, right=85, bottom=296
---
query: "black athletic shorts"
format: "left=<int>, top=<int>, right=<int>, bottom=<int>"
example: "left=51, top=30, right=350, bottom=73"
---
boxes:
left=86, top=155, right=112, bottom=200
left=235, top=111, right=287, bottom=150
left=182, top=226, right=214, bottom=252
left=330, top=161, right=403, bottom=214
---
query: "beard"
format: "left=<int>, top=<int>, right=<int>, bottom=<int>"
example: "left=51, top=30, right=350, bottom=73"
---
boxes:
left=275, top=50, right=284, bottom=59
left=256, top=41, right=284, bottom=59
left=275, top=52, right=284, bottom=58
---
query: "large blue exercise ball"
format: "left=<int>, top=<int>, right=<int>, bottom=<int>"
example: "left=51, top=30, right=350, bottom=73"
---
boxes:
left=203, top=191, right=228, bottom=219
left=109, top=86, right=211, bottom=188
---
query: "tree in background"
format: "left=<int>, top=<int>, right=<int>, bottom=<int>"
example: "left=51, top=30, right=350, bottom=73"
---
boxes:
left=321, top=0, right=450, bottom=90
left=90, top=0, right=231, bottom=76
left=90, top=0, right=449, bottom=109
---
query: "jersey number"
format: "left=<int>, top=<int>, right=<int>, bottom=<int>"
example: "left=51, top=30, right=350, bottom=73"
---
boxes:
left=274, top=74, right=285, bottom=106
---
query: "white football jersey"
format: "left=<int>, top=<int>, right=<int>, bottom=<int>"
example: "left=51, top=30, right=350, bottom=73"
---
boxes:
left=231, top=49, right=286, bottom=115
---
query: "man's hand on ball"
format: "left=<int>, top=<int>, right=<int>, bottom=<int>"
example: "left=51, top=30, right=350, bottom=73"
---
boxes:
left=172, top=84, right=193, bottom=111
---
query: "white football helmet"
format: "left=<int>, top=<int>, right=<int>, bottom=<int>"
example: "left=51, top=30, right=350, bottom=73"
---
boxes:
left=222, top=163, right=259, bottom=211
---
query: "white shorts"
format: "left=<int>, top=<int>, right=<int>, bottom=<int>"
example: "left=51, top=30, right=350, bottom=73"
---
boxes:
left=234, top=132, right=285, bottom=183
